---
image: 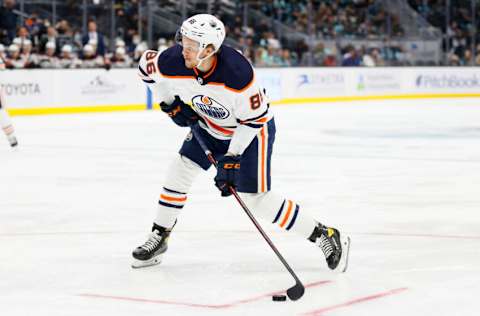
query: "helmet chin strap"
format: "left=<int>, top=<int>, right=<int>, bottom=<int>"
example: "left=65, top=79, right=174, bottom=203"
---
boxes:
left=195, top=48, right=216, bottom=70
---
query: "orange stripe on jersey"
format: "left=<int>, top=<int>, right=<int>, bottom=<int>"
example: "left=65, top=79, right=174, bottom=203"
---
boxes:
left=161, top=74, right=196, bottom=79
left=160, top=194, right=187, bottom=202
left=255, top=117, right=268, bottom=123
left=223, top=73, right=255, bottom=93
left=280, top=200, right=293, bottom=228
left=207, top=73, right=255, bottom=93
left=158, top=67, right=254, bottom=93
left=204, top=117, right=234, bottom=136
left=203, top=56, right=217, bottom=79
left=260, top=126, right=266, bottom=192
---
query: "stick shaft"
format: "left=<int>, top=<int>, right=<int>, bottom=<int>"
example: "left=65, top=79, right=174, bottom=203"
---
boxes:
left=190, top=124, right=303, bottom=286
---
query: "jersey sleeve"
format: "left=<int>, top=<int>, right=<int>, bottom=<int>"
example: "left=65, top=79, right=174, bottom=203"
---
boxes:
left=227, top=73, right=270, bottom=156
left=138, top=50, right=175, bottom=104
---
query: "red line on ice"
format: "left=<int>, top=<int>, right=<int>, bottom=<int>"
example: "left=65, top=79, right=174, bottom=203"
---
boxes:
left=78, top=280, right=330, bottom=309
left=301, top=287, right=408, bottom=316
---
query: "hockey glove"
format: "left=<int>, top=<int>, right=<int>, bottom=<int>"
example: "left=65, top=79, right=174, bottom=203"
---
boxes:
left=160, top=95, right=200, bottom=127
left=214, top=155, right=241, bottom=197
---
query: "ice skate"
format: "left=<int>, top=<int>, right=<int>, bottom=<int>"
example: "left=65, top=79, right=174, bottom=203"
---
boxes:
left=132, top=223, right=172, bottom=268
left=309, top=224, right=350, bottom=273
left=7, top=135, right=18, bottom=147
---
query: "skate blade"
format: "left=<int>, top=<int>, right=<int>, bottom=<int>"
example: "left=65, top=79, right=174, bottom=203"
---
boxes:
left=334, top=235, right=351, bottom=273
left=131, top=255, right=163, bottom=269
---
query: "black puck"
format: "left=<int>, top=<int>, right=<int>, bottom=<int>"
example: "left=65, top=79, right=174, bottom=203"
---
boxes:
left=272, top=294, right=287, bottom=301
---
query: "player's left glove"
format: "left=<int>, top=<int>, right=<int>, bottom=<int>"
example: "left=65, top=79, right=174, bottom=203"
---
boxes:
left=214, top=155, right=241, bottom=197
left=160, top=95, right=200, bottom=127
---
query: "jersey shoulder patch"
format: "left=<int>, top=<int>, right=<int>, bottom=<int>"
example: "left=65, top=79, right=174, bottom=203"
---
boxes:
left=218, top=46, right=254, bottom=92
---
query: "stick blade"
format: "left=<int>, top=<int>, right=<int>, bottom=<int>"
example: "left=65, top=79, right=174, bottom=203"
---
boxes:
left=286, top=282, right=305, bottom=301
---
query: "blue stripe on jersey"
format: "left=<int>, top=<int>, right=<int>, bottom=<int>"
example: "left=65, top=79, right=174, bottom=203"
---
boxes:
left=159, top=200, right=184, bottom=209
left=272, top=200, right=286, bottom=224
left=286, top=205, right=299, bottom=230
left=163, top=187, right=186, bottom=195
left=243, top=123, right=263, bottom=129
left=239, top=109, right=269, bottom=123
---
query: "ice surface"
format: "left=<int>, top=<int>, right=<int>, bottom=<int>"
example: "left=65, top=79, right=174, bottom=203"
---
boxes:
left=1, top=99, right=480, bottom=316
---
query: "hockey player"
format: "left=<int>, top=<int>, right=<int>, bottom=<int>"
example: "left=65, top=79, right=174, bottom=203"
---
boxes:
left=0, top=58, right=18, bottom=147
left=132, top=14, right=350, bottom=272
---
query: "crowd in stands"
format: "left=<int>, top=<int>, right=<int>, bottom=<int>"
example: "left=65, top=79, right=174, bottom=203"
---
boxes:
left=408, top=0, right=480, bottom=65
left=0, top=0, right=479, bottom=69
left=251, top=0, right=404, bottom=39
left=0, top=0, right=150, bottom=69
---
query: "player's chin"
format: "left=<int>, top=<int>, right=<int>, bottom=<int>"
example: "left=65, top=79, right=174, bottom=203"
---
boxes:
left=184, top=60, right=196, bottom=69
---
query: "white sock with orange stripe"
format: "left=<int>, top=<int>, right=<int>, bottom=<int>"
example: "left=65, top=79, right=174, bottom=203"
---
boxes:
left=0, top=108, right=15, bottom=138
left=154, top=155, right=202, bottom=228
left=240, top=192, right=317, bottom=239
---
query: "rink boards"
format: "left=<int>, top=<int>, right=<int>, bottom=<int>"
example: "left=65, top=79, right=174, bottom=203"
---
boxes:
left=1, top=67, right=480, bottom=115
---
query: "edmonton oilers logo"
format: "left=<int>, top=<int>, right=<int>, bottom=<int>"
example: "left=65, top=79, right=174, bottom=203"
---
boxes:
left=192, top=95, right=230, bottom=120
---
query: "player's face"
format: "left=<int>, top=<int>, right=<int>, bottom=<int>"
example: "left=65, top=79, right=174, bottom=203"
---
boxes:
left=181, top=36, right=200, bottom=68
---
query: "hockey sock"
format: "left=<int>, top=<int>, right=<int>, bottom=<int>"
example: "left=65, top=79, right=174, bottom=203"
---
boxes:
left=155, top=187, right=187, bottom=228
left=154, top=155, right=202, bottom=228
left=0, top=108, right=15, bottom=137
left=240, top=192, right=318, bottom=240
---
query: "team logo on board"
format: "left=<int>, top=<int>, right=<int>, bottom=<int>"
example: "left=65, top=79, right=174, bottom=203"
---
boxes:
left=191, top=95, right=230, bottom=120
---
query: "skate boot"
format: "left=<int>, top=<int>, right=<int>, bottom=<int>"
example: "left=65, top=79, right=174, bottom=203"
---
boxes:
left=309, top=224, right=350, bottom=273
left=132, top=223, right=173, bottom=268
left=7, top=135, right=18, bottom=147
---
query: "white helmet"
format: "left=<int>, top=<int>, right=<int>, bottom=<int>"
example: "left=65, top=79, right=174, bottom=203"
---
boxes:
left=177, top=14, right=225, bottom=66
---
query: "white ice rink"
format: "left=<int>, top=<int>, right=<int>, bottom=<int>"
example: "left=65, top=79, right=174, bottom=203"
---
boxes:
left=1, top=99, right=480, bottom=316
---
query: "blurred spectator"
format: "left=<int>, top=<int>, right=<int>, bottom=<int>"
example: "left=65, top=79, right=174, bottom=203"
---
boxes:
left=5, top=44, right=24, bottom=69
left=448, top=53, right=461, bottom=66
left=342, top=45, right=362, bottom=66
left=58, top=44, right=81, bottom=69
left=323, top=48, right=337, bottom=66
left=371, top=48, right=385, bottom=66
left=20, top=39, right=38, bottom=68
left=24, top=12, right=46, bottom=46
left=254, top=47, right=267, bottom=67
left=12, top=27, right=31, bottom=52
left=463, top=49, right=473, bottom=66
left=38, top=41, right=60, bottom=68
left=0, top=0, right=17, bottom=43
left=82, top=20, right=106, bottom=56
left=111, top=47, right=132, bottom=68
left=362, top=49, right=376, bottom=67
left=312, top=43, right=326, bottom=66
left=279, top=48, right=295, bottom=66
left=80, top=44, right=105, bottom=68
left=40, top=26, right=60, bottom=54
left=55, top=20, right=76, bottom=53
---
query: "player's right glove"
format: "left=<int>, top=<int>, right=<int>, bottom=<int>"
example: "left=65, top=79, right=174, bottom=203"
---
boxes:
left=160, top=95, right=200, bottom=127
left=214, top=155, right=241, bottom=197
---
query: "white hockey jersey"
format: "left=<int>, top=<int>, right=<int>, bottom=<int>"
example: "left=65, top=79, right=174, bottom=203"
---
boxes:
left=137, top=44, right=272, bottom=156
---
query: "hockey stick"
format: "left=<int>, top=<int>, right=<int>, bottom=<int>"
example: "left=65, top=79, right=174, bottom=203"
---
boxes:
left=190, top=123, right=305, bottom=301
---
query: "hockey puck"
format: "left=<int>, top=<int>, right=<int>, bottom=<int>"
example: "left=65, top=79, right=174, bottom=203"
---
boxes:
left=272, top=294, right=287, bottom=302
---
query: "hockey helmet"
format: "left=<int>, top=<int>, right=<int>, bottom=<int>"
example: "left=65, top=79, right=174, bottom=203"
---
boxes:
left=176, top=14, right=225, bottom=66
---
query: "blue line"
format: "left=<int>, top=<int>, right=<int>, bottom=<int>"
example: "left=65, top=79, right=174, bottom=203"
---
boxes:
left=146, top=87, right=153, bottom=110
